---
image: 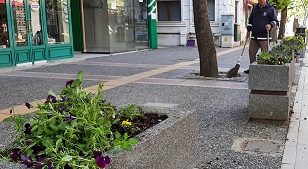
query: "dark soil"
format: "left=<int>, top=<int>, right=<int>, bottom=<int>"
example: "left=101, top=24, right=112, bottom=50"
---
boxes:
left=111, top=113, right=168, bottom=138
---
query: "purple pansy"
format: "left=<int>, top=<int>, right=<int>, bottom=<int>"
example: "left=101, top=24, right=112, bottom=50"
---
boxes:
left=60, top=106, right=67, bottom=112
left=47, top=161, right=54, bottom=169
left=95, top=156, right=111, bottom=168
left=65, top=115, right=73, bottom=122
left=25, top=102, right=31, bottom=109
left=45, top=95, right=57, bottom=104
left=26, top=142, right=32, bottom=146
left=36, top=158, right=45, bottom=169
left=61, top=97, right=70, bottom=102
left=93, top=151, right=102, bottom=159
left=22, top=156, right=34, bottom=168
left=24, top=123, right=31, bottom=134
left=36, top=162, right=42, bottom=168
left=32, top=145, right=45, bottom=154
left=11, top=148, right=20, bottom=160
left=93, top=151, right=111, bottom=168
left=66, top=80, right=74, bottom=88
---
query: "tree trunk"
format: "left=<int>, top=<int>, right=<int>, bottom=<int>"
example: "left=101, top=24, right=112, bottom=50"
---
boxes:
left=278, top=7, right=287, bottom=39
left=192, top=0, right=219, bottom=77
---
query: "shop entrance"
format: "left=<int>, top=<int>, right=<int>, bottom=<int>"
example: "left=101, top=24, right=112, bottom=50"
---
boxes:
left=0, top=0, right=74, bottom=68
left=13, top=0, right=45, bottom=65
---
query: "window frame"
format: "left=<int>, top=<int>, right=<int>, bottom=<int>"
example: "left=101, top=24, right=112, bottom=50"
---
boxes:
left=157, top=0, right=181, bottom=21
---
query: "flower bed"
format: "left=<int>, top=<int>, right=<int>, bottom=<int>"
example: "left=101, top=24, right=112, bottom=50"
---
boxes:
left=106, top=108, right=198, bottom=169
left=0, top=72, right=199, bottom=169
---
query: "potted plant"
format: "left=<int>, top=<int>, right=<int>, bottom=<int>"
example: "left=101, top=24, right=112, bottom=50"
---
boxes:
left=186, top=32, right=196, bottom=47
left=281, top=35, right=307, bottom=58
left=248, top=52, right=295, bottom=121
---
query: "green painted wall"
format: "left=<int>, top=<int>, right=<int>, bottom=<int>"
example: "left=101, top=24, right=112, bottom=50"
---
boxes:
left=71, top=0, right=83, bottom=52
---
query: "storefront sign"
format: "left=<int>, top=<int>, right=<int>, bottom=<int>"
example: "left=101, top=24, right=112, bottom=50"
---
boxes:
left=31, top=2, right=40, bottom=11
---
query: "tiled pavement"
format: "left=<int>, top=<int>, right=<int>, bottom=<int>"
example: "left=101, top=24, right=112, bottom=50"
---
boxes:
left=0, top=46, right=307, bottom=168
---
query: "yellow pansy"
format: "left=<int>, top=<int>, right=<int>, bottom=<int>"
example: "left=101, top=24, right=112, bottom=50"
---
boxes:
left=122, top=120, right=132, bottom=126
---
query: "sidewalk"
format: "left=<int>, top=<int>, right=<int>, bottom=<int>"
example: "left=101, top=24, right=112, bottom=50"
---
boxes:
left=281, top=56, right=308, bottom=169
left=0, top=46, right=306, bottom=169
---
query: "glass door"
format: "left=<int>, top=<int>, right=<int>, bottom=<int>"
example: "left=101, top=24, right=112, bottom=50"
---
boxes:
left=109, top=0, right=127, bottom=53
left=12, top=0, right=44, bottom=64
left=29, top=0, right=43, bottom=46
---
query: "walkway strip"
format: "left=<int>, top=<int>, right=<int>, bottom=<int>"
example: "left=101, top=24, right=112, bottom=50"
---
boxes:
left=0, top=46, right=245, bottom=120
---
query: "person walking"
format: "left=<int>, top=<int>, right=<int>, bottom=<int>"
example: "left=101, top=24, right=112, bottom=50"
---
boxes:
left=244, top=0, right=278, bottom=74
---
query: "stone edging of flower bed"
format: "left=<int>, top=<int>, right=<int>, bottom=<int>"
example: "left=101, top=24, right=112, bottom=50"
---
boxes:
left=106, top=106, right=199, bottom=169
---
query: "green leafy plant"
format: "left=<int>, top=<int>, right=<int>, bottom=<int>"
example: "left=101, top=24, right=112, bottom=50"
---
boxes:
left=281, top=35, right=307, bottom=53
left=257, top=52, right=292, bottom=65
left=0, top=71, right=142, bottom=169
left=272, top=45, right=293, bottom=52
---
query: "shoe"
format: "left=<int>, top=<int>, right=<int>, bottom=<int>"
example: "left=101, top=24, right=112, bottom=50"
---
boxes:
left=244, top=70, right=249, bottom=74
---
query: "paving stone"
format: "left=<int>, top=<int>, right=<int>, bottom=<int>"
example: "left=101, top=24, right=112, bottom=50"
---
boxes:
left=142, top=102, right=178, bottom=108
left=243, top=140, right=280, bottom=154
left=299, top=120, right=308, bottom=132
left=297, top=131, right=308, bottom=145
left=295, top=144, right=308, bottom=165
left=282, top=146, right=297, bottom=164
left=294, top=162, right=308, bottom=169
left=285, top=131, right=298, bottom=147
left=281, top=163, right=295, bottom=169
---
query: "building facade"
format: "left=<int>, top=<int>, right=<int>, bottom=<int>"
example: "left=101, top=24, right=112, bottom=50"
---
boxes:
left=0, top=0, right=74, bottom=68
left=157, top=0, right=247, bottom=47
left=0, top=0, right=249, bottom=68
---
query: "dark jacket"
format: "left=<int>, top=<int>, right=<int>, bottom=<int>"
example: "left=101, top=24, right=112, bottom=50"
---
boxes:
left=247, top=2, right=278, bottom=40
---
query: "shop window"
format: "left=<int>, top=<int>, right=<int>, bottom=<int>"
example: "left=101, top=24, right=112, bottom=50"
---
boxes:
left=208, top=0, right=215, bottom=21
left=12, top=0, right=28, bottom=46
left=0, top=0, right=9, bottom=48
left=157, top=0, right=181, bottom=21
left=45, top=0, right=70, bottom=44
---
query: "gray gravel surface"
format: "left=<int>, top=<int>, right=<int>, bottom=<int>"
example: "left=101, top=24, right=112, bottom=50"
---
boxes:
left=20, top=64, right=155, bottom=76
left=217, top=48, right=251, bottom=69
left=0, top=76, right=99, bottom=110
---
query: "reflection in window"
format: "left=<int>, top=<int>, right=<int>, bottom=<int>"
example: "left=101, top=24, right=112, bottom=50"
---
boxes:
left=45, top=0, right=70, bottom=44
left=12, top=0, right=28, bottom=46
left=0, top=0, right=9, bottom=48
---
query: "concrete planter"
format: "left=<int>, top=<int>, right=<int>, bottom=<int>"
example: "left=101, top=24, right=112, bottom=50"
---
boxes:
left=0, top=110, right=199, bottom=169
left=300, top=46, right=306, bottom=58
left=249, top=94, right=290, bottom=121
left=249, top=59, right=295, bottom=91
left=106, top=109, right=199, bottom=169
left=248, top=60, right=296, bottom=121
